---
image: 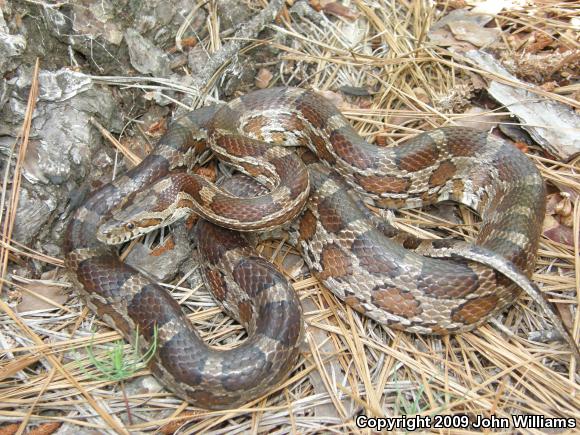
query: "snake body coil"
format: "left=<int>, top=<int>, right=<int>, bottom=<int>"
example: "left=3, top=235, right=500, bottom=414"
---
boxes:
left=65, top=87, right=577, bottom=410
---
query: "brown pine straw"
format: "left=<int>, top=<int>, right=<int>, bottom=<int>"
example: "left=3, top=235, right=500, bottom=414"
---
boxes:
left=1, top=1, right=580, bottom=434
left=0, top=58, right=39, bottom=293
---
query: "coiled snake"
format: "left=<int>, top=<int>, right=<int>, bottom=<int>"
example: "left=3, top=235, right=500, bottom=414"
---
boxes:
left=64, top=87, right=579, bottom=410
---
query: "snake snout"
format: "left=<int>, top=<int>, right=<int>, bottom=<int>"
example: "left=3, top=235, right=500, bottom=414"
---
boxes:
left=97, top=219, right=136, bottom=245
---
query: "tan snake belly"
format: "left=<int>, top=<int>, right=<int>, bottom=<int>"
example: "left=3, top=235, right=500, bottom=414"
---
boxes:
left=64, top=87, right=578, bottom=410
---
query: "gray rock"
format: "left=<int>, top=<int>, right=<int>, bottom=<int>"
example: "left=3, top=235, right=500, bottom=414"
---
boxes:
left=0, top=79, right=10, bottom=118
left=0, top=9, right=26, bottom=72
left=0, top=67, right=117, bottom=245
left=129, top=0, right=204, bottom=46
left=41, top=0, right=204, bottom=75
left=125, top=236, right=191, bottom=282
left=12, top=68, right=93, bottom=102
left=41, top=2, right=128, bottom=74
left=124, top=28, right=171, bottom=77
left=124, top=374, right=163, bottom=398
left=13, top=187, right=56, bottom=244
left=216, top=0, right=254, bottom=31
left=2, top=68, right=116, bottom=185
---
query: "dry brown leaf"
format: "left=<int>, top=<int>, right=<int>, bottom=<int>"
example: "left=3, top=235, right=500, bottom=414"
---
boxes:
left=308, top=0, right=322, bottom=12
left=256, top=68, right=273, bottom=89
left=554, top=196, right=572, bottom=219
left=513, top=141, right=529, bottom=153
left=554, top=303, right=574, bottom=331
left=167, top=36, right=198, bottom=54
left=150, top=236, right=176, bottom=257
left=545, top=193, right=561, bottom=215
left=467, top=50, right=580, bottom=160
left=0, top=422, right=61, bottom=435
left=447, top=20, right=500, bottom=47
left=16, top=280, right=67, bottom=312
left=374, top=135, right=387, bottom=146
left=412, top=87, right=431, bottom=105
left=322, top=2, right=359, bottom=21
left=522, top=31, right=554, bottom=54
left=506, top=32, right=530, bottom=51
left=543, top=195, right=575, bottom=244
left=540, top=81, right=558, bottom=92
left=158, top=413, right=199, bottom=434
left=542, top=215, right=576, bottom=247
left=146, top=118, right=168, bottom=137
left=428, top=9, right=492, bottom=52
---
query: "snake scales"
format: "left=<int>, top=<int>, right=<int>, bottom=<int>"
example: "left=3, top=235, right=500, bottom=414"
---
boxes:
left=64, top=87, right=579, bottom=410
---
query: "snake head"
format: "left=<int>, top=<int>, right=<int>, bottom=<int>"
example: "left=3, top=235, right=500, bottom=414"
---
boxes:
left=97, top=181, right=192, bottom=245
left=97, top=216, right=146, bottom=245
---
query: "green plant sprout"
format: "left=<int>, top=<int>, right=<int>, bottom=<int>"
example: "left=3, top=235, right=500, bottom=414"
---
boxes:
left=82, top=325, right=159, bottom=382
left=393, top=371, right=429, bottom=416
left=390, top=370, right=466, bottom=421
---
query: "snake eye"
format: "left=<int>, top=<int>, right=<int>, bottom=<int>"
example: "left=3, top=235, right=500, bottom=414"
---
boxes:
left=126, top=222, right=135, bottom=230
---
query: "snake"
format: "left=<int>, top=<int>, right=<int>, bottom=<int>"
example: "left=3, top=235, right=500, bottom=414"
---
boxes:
left=64, top=87, right=580, bottom=410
